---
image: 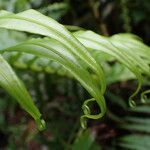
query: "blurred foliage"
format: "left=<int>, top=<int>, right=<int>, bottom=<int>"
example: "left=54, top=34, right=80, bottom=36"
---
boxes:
left=0, top=0, right=150, bottom=150
left=72, top=129, right=101, bottom=150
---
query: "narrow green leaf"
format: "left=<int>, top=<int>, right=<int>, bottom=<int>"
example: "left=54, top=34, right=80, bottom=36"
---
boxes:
left=74, top=30, right=150, bottom=105
left=0, top=10, right=107, bottom=128
left=0, top=55, right=45, bottom=130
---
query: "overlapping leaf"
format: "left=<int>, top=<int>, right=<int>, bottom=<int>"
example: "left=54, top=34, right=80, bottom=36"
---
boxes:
left=0, top=10, right=106, bottom=128
left=0, top=9, right=150, bottom=130
left=74, top=30, right=150, bottom=106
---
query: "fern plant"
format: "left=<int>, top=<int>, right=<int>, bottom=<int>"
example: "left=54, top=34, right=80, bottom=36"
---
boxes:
left=0, top=9, right=149, bottom=131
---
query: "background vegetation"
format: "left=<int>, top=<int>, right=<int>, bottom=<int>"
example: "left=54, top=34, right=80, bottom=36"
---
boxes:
left=0, top=0, right=150, bottom=149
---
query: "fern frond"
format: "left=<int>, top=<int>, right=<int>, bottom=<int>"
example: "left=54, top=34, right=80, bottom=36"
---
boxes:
left=74, top=30, right=150, bottom=106
left=115, top=105, right=150, bottom=150
left=0, top=9, right=149, bottom=130
left=0, top=9, right=106, bottom=129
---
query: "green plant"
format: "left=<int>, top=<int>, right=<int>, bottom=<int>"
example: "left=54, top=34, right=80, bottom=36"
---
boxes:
left=0, top=9, right=149, bottom=132
left=72, top=129, right=101, bottom=150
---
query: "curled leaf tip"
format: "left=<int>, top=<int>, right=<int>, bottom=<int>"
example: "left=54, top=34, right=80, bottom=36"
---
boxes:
left=141, top=90, right=150, bottom=103
left=82, top=98, right=96, bottom=115
left=82, top=105, right=91, bottom=115
left=129, top=99, right=136, bottom=107
left=35, top=118, right=46, bottom=131
left=80, top=116, right=87, bottom=130
left=141, top=96, right=147, bottom=103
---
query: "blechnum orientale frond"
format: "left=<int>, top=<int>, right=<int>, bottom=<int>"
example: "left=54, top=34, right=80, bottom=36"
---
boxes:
left=0, top=9, right=150, bottom=131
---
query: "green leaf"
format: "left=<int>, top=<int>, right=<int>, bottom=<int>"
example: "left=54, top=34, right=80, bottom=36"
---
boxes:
left=72, top=129, right=101, bottom=150
left=74, top=30, right=150, bottom=106
left=0, top=54, right=45, bottom=130
left=114, top=105, right=150, bottom=150
left=0, top=9, right=107, bottom=128
left=118, top=135, right=150, bottom=150
left=0, top=9, right=150, bottom=130
left=0, top=9, right=106, bottom=94
left=1, top=37, right=106, bottom=127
